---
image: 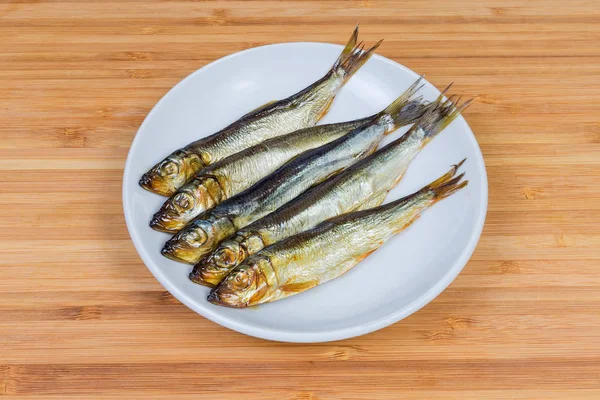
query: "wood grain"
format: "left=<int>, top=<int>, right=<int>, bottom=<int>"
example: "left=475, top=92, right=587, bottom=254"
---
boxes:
left=1, top=0, right=599, bottom=398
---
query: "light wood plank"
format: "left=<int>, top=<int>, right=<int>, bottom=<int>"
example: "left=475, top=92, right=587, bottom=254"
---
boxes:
left=0, top=0, right=599, bottom=398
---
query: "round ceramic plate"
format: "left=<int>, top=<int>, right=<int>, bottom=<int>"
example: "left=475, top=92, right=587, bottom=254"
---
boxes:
left=123, top=42, right=487, bottom=343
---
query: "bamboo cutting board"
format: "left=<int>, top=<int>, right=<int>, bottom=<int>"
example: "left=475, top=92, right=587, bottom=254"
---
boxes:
left=1, top=1, right=599, bottom=398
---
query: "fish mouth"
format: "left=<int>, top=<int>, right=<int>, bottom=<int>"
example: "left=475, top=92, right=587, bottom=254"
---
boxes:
left=189, top=268, right=218, bottom=288
left=139, top=173, right=152, bottom=188
left=206, top=291, right=224, bottom=305
left=161, top=242, right=195, bottom=264
left=139, top=173, right=174, bottom=197
left=161, top=236, right=212, bottom=265
left=191, top=249, right=241, bottom=287
left=149, top=213, right=181, bottom=233
left=207, top=290, right=244, bottom=308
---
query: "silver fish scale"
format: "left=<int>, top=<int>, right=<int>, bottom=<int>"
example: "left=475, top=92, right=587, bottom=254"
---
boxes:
left=211, top=122, right=389, bottom=229
left=215, top=119, right=370, bottom=197
left=261, top=192, right=434, bottom=303
left=238, top=122, right=426, bottom=247
left=187, top=73, right=345, bottom=165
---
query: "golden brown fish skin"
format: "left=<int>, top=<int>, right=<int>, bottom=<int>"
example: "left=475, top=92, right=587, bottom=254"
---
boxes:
left=162, top=119, right=386, bottom=265
left=152, top=86, right=429, bottom=233
left=163, top=81, right=430, bottom=265
left=190, top=231, right=257, bottom=287
left=140, top=26, right=382, bottom=196
left=150, top=175, right=225, bottom=233
left=139, top=149, right=204, bottom=197
left=191, top=88, right=464, bottom=287
left=161, top=214, right=235, bottom=263
left=208, top=162, right=469, bottom=308
left=149, top=116, right=374, bottom=233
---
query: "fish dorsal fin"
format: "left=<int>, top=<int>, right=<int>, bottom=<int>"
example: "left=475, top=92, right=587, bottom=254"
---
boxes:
left=242, top=100, right=278, bottom=117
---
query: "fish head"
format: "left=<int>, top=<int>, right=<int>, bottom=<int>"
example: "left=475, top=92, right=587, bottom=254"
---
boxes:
left=161, top=219, right=216, bottom=264
left=139, top=150, right=204, bottom=196
left=189, top=240, right=247, bottom=287
left=150, top=189, right=199, bottom=233
left=207, top=257, right=274, bottom=308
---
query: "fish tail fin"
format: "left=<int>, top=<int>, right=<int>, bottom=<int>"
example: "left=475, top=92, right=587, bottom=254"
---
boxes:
left=332, top=25, right=382, bottom=80
left=413, top=86, right=474, bottom=143
left=374, top=160, right=467, bottom=235
left=425, top=159, right=469, bottom=202
left=378, top=75, right=428, bottom=130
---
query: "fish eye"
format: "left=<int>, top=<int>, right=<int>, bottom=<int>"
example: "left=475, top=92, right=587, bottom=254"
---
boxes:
left=161, top=161, right=179, bottom=177
left=173, top=193, right=193, bottom=211
left=215, top=248, right=236, bottom=268
left=232, top=269, right=253, bottom=290
left=185, top=229, right=206, bottom=246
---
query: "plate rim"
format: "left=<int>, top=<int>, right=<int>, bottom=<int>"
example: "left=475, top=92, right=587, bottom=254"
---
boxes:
left=122, top=41, right=488, bottom=343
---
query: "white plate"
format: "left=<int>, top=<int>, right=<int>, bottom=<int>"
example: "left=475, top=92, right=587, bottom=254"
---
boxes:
left=123, top=42, right=487, bottom=343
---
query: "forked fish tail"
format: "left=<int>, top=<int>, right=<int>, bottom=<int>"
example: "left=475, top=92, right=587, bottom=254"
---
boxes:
left=332, top=25, right=382, bottom=80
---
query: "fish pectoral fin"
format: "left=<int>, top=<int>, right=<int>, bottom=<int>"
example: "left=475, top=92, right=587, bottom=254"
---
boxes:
left=279, top=280, right=319, bottom=294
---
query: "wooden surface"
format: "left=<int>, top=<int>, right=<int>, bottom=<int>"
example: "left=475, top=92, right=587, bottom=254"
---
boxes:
left=1, top=0, right=599, bottom=398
